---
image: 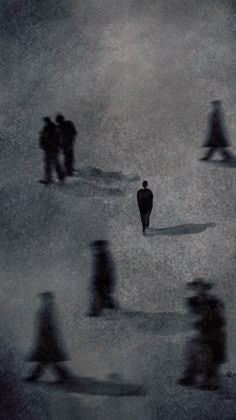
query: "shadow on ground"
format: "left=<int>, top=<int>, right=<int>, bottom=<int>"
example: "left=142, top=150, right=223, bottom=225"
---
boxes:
left=200, top=158, right=236, bottom=169
left=100, top=311, right=191, bottom=335
left=55, top=179, right=125, bottom=197
left=27, top=376, right=146, bottom=397
left=146, top=223, right=216, bottom=236
left=75, top=167, right=140, bottom=184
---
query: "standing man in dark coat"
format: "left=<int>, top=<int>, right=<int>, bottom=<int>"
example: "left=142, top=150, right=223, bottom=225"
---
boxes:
left=26, top=292, right=71, bottom=382
left=201, top=100, right=233, bottom=161
left=39, top=117, right=64, bottom=184
left=137, top=180, right=153, bottom=234
left=56, top=114, right=77, bottom=176
left=88, top=240, right=118, bottom=317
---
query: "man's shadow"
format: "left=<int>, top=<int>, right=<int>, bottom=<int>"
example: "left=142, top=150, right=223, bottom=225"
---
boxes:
left=146, top=223, right=216, bottom=237
left=201, top=157, right=236, bottom=169
left=100, top=310, right=191, bottom=335
left=28, top=376, right=146, bottom=397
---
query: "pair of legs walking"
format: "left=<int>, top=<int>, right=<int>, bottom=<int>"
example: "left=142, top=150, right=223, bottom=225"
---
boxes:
left=44, top=154, right=64, bottom=183
left=89, top=289, right=117, bottom=316
left=64, top=149, right=74, bottom=176
left=141, top=212, right=151, bottom=233
left=27, top=362, right=71, bottom=382
left=202, top=147, right=233, bottom=161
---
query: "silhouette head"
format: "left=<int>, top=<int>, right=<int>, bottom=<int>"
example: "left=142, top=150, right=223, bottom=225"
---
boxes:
left=90, top=240, right=108, bottom=249
left=56, top=114, right=65, bottom=124
left=142, top=180, right=148, bottom=189
left=187, top=278, right=213, bottom=291
left=43, top=116, right=51, bottom=124
left=211, top=100, right=222, bottom=109
left=39, top=291, right=55, bottom=304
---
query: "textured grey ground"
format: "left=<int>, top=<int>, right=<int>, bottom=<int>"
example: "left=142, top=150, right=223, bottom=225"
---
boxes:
left=1, top=0, right=236, bottom=419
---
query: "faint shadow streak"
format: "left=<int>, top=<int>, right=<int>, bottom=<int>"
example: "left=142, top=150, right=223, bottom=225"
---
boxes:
left=202, top=158, right=236, bottom=169
left=56, top=180, right=125, bottom=197
left=75, top=167, right=140, bottom=184
left=102, top=311, right=191, bottom=335
left=29, top=377, right=146, bottom=396
left=146, top=223, right=216, bottom=237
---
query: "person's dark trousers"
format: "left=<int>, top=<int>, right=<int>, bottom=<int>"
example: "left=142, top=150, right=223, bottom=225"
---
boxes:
left=27, top=362, right=70, bottom=381
left=140, top=212, right=150, bottom=231
left=203, top=147, right=233, bottom=161
left=64, top=149, right=74, bottom=176
left=44, top=154, right=64, bottom=182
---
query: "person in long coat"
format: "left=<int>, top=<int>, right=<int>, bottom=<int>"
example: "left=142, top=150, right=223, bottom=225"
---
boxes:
left=89, top=240, right=118, bottom=317
left=137, top=181, right=153, bottom=234
left=39, top=117, right=64, bottom=184
left=26, top=292, right=71, bottom=382
left=56, top=114, right=77, bottom=176
left=201, top=100, right=233, bottom=161
left=179, top=279, right=226, bottom=390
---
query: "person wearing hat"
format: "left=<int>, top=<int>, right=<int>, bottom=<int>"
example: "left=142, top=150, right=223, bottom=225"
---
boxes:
left=55, top=114, right=77, bottom=177
left=201, top=100, right=233, bottom=161
left=137, top=180, right=153, bottom=234
left=26, top=292, right=71, bottom=382
left=88, top=240, right=118, bottom=317
left=39, top=117, right=64, bottom=184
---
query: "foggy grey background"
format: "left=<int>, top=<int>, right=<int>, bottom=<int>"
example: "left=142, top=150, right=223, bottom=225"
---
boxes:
left=1, top=0, right=236, bottom=418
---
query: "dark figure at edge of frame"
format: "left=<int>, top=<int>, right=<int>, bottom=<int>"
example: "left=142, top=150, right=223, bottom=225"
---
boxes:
left=89, top=240, right=119, bottom=317
left=137, top=180, right=153, bottom=234
left=179, top=279, right=227, bottom=391
left=56, top=114, right=77, bottom=176
left=26, top=292, right=72, bottom=383
left=39, top=117, right=64, bottom=184
left=201, top=100, right=233, bottom=161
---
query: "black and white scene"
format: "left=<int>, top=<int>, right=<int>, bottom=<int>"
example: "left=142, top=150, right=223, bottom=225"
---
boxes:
left=1, top=0, right=236, bottom=419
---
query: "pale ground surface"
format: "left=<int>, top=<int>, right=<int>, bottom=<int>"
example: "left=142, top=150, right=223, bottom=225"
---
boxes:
left=1, top=0, right=236, bottom=418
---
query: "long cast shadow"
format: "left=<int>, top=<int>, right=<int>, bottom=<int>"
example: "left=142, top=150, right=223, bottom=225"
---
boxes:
left=201, top=157, right=236, bottom=169
left=28, top=376, right=146, bottom=397
left=101, top=310, right=191, bottom=335
left=75, top=167, right=140, bottom=184
left=146, top=223, right=216, bottom=237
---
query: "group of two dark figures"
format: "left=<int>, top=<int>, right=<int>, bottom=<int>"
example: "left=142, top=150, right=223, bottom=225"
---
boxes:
left=26, top=240, right=118, bottom=382
left=39, top=114, right=77, bottom=184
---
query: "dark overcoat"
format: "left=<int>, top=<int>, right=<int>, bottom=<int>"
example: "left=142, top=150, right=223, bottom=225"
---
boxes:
left=203, top=110, right=231, bottom=148
left=28, top=305, right=68, bottom=363
left=137, top=189, right=153, bottom=214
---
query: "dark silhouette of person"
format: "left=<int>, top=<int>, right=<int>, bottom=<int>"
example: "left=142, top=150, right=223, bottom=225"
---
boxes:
left=201, top=100, right=233, bottom=161
left=26, top=292, right=72, bottom=382
left=89, top=240, right=118, bottom=317
left=56, top=114, right=77, bottom=176
left=179, top=279, right=226, bottom=390
left=137, top=181, right=153, bottom=234
left=39, top=117, right=64, bottom=184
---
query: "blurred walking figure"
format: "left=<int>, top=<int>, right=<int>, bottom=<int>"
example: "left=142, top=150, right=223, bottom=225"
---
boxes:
left=39, top=117, right=64, bottom=184
left=26, top=292, right=72, bottom=382
left=201, top=100, right=233, bottom=161
left=179, top=279, right=226, bottom=391
left=137, top=181, right=153, bottom=234
left=56, top=114, right=77, bottom=176
left=89, top=240, right=118, bottom=317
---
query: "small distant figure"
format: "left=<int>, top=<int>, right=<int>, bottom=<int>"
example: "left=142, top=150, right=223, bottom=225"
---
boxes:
left=88, top=240, right=118, bottom=317
left=137, top=181, right=153, bottom=234
left=39, top=117, right=64, bottom=184
left=179, top=279, right=226, bottom=391
left=56, top=114, right=77, bottom=176
left=26, top=292, right=72, bottom=382
left=201, top=100, right=233, bottom=161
